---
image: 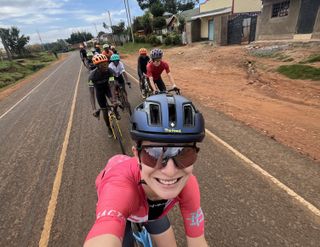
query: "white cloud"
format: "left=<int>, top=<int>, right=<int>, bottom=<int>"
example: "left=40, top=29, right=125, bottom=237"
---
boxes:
left=0, top=0, right=64, bottom=21
left=28, top=25, right=98, bottom=44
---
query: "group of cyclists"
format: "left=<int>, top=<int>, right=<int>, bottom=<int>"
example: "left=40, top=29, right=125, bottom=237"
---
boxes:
left=80, top=42, right=209, bottom=247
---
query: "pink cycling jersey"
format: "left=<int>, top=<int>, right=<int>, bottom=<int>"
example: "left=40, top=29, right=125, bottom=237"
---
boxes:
left=85, top=155, right=204, bottom=242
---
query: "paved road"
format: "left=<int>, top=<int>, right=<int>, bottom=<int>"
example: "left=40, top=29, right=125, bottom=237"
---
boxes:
left=0, top=52, right=319, bottom=247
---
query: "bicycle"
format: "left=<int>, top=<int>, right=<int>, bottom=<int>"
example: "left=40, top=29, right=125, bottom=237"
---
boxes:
left=131, top=223, right=153, bottom=247
left=111, top=77, right=132, bottom=117
left=96, top=105, right=126, bottom=154
left=140, top=74, right=153, bottom=99
left=156, top=87, right=181, bottom=96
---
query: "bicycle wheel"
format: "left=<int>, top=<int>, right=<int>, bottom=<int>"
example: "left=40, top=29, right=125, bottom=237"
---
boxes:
left=120, top=90, right=132, bottom=116
left=110, top=117, right=126, bottom=154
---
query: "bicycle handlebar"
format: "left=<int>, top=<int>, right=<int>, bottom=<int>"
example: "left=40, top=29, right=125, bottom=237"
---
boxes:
left=156, top=87, right=181, bottom=95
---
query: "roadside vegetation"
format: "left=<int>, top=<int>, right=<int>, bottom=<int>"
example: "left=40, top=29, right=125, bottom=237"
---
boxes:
left=277, top=64, right=320, bottom=81
left=299, top=54, right=320, bottom=64
left=0, top=52, right=56, bottom=89
left=117, top=43, right=153, bottom=55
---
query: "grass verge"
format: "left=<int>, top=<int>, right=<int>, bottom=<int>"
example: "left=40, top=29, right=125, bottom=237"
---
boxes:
left=117, top=43, right=154, bottom=55
left=0, top=52, right=56, bottom=88
left=299, top=54, right=320, bottom=64
left=277, top=64, right=320, bottom=81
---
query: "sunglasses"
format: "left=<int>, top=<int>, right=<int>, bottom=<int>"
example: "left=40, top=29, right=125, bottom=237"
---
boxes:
left=152, top=59, right=161, bottom=63
left=138, top=145, right=199, bottom=169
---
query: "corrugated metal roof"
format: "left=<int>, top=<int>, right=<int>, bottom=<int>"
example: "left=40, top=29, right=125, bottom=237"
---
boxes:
left=191, top=7, right=231, bottom=20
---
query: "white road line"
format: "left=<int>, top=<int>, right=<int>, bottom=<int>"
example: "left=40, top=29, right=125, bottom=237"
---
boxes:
left=0, top=57, right=70, bottom=120
left=39, top=64, right=82, bottom=247
left=127, top=70, right=320, bottom=218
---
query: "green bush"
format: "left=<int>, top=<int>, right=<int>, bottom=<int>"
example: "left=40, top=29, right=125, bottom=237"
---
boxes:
left=146, top=35, right=161, bottom=45
left=171, top=34, right=181, bottom=45
left=164, top=36, right=172, bottom=45
left=135, top=35, right=146, bottom=43
left=277, top=64, right=320, bottom=80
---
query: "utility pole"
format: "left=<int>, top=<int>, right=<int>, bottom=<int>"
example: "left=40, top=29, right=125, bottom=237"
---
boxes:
left=108, top=10, right=116, bottom=44
left=36, top=29, right=45, bottom=50
left=94, top=23, right=98, bottom=37
left=124, top=0, right=135, bottom=43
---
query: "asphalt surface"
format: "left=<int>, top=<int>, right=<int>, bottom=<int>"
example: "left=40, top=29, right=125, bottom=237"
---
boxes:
left=0, top=52, right=319, bottom=247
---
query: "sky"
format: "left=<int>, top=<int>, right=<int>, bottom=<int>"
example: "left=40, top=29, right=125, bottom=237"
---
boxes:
left=0, top=0, right=144, bottom=45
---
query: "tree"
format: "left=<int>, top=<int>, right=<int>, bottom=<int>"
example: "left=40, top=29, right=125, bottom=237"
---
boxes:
left=178, top=16, right=186, bottom=33
left=133, top=16, right=144, bottom=32
left=98, top=31, right=106, bottom=38
left=141, top=12, right=153, bottom=35
left=164, top=0, right=177, bottom=14
left=0, top=27, right=29, bottom=58
left=0, top=28, right=12, bottom=60
left=66, top=31, right=93, bottom=44
left=153, top=16, right=166, bottom=30
left=150, top=1, right=165, bottom=17
left=111, top=21, right=126, bottom=35
left=137, top=0, right=159, bottom=10
left=177, top=0, right=196, bottom=11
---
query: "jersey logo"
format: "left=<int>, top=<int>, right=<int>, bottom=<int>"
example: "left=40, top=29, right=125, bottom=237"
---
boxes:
left=187, top=208, right=204, bottom=227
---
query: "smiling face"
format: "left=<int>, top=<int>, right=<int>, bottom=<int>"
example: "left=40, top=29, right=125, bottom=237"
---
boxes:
left=152, top=59, right=161, bottom=67
left=133, top=142, right=195, bottom=200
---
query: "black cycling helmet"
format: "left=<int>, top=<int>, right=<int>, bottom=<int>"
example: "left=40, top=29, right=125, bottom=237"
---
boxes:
left=150, top=48, right=163, bottom=60
left=130, top=94, right=205, bottom=143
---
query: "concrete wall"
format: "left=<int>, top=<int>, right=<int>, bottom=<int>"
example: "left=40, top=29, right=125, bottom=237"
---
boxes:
left=234, top=0, right=262, bottom=13
left=200, top=0, right=261, bottom=13
left=201, top=17, right=210, bottom=38
left=200, top=0, right=232, bottom=13
left=186, top=20, right=201, bottom=43
left=256, top=0, right=301, bottom=40
left=312, top=8, right=320, bottom=39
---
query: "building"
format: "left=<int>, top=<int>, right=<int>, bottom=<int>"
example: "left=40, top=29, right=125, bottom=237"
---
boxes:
left=187, top=0, right=262, bottom=45
left=256, top=0, right=320, bottom=41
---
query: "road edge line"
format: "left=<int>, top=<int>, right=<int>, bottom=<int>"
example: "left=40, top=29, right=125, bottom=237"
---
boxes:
left=38, top=64, right=82, bottom=247
left=205, top=129, right=320, bottom=218
left=0, top=57, right=71, bottom=120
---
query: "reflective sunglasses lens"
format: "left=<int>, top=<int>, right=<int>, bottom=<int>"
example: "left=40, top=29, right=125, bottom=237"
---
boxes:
left=141, top=147, right=198, bottom=168
left=140, top=147, right=162, bottom=168
left=174, top=147, right=198, bottom=168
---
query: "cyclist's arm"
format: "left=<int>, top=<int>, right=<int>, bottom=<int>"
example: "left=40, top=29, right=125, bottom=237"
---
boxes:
left=84, top=234, right=121, bottom=247
left=149, top=76, right=157, bottom=91
left=167, top=72, right=176, bottom=88
left=137, top=57, right=143, bottom=77
left=88, top=79, right=96, bottom=111
left=89, top=86, right=96, bottom=111
left=187, top=235, right=208, bottom=247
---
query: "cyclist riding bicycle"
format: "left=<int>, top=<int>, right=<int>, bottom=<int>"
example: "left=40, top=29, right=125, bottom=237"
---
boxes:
left=86, top=51, right=96, bottom=71
left=88, top=54, right=121, bottom=137
left=147, top=48, right=177, bottom=93
left=95, top=44, right=102, bottom=54
left=111, top=45, right=118, bottom=54
left=84, top=94, right=208, bottom=247
left=108, top=54, right=130, bottom=91
left=79, top=44, right=87, bottom=66
left=137, top=48, right=150, bottom=98
left=102, top=44, right=114, bottom=60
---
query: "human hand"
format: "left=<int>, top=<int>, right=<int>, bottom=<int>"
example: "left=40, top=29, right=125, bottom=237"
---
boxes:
left=92, top=109, right=100, bottom=118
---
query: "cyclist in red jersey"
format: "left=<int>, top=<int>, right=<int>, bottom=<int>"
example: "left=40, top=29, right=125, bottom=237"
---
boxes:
left=84, top=94, right=208, bottom=247
left=146, top=48, right=177, bottom=93
left=102, top=44, right=114, bottom=60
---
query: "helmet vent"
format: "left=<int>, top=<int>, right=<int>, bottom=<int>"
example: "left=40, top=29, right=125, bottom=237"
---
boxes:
left=183, top=104, right=194, bottom=126
left=149, top=104, right=161, bottom=125
left=168, top=103, right=176, bottom=127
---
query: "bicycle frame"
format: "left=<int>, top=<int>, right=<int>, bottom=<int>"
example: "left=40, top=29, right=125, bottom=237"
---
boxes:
left=132, top=223, right=153, bottom=247
left=99, top=106, right=126, bottom=154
